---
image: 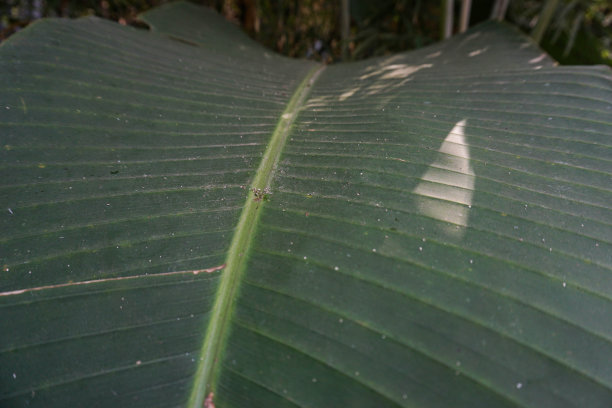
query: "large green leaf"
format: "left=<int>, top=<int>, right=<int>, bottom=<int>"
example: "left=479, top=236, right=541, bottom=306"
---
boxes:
left=1, top=2, right=611, bottom=407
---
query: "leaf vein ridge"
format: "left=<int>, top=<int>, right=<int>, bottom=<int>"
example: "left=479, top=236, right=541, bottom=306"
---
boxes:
left=186, top=64, right=326, bottom=408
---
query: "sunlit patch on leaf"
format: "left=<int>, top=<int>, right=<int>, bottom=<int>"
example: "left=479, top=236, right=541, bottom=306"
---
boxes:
left=413, top=119, right=475, bottom=238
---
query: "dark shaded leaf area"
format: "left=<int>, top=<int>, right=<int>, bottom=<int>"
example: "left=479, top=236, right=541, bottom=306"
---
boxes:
left=1, top=2, right=611, bottom=407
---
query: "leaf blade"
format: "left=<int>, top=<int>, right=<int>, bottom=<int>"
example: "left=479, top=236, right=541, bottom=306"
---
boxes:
left=0, top=3, right=313, bottom=406
left=1, top=3, right=611, bottom=408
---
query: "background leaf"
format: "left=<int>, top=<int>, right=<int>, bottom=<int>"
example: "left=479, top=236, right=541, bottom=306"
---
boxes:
left=1, top=2, right=611, bottom=407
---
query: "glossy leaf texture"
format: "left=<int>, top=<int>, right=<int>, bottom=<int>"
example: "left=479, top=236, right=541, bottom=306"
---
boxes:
left=1, top=2, right=611, bottom=407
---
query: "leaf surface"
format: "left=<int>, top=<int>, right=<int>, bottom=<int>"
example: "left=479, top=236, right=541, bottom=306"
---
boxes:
left=1, top=2, right=611, bottom=407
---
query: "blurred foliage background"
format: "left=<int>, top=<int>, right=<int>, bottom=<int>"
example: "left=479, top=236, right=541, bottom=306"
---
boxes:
left=0, top=0, right=610, bottom=65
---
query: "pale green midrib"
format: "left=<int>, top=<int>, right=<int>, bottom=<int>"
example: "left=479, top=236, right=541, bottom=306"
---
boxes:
left=187, top=63, right=326, bottom=408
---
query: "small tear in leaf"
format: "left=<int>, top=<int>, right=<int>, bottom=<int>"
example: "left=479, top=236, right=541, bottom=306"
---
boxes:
left=193, top=264, right=226, bottom=275
left=0, top=267, right=225, bottom=297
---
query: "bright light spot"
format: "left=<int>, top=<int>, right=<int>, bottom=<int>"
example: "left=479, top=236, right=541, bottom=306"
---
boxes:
left=359, top=62, right=432, bottom=80
left=380, top=63, right=433, bottom=79
left=529, top=54, right=547, bottom=64
left=468, top=47, right=489, bottom=57
left=339, top=88, right=358, bottom=101
left=413, top=119, right=475, bottom=239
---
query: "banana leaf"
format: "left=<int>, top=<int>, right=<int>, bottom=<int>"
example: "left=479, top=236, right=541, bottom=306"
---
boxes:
left=1, top=2, right=611, bottom=407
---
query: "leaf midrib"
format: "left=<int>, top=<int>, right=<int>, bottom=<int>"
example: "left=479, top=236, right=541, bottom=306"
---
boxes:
left=187, top=64, right=326, bottom=408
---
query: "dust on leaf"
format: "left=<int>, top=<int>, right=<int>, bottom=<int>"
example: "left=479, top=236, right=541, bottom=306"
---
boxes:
left=252, top=187, right=271, bottom=202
